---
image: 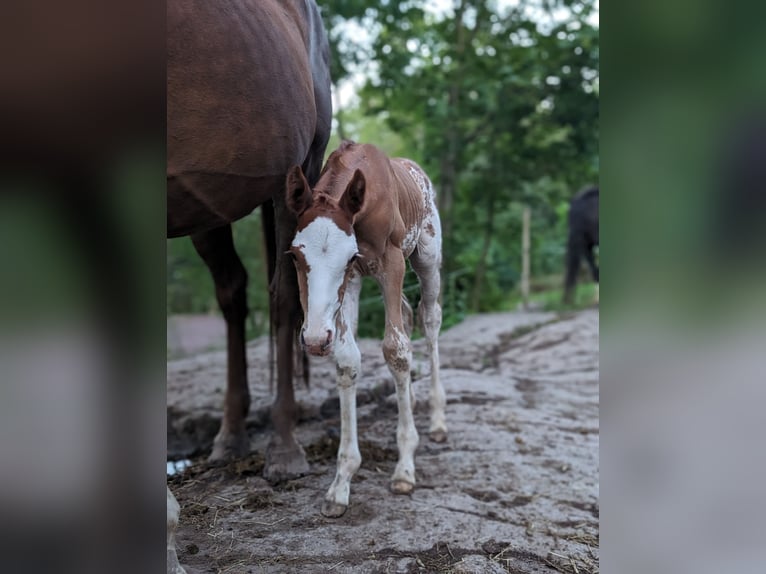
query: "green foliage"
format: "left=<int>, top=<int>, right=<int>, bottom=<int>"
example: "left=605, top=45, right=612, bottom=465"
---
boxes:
left=166, top=237, right=214, bottom=316
left=166, top=209, right=271, bottom=340
left=333, top=0, right=599, bottom=327
left=522, top=280, right=598, bottom=313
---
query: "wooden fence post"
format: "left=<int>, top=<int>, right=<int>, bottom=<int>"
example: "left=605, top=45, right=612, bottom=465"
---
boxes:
left=521, top=205, right=531, bottom=310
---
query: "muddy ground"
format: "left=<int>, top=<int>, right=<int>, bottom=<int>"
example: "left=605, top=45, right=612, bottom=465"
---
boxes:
left=167, top=309, right=599, bottom=573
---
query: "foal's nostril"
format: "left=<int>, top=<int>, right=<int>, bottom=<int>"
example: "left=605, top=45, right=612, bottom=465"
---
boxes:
left=321, top=330, right=332, bottom=349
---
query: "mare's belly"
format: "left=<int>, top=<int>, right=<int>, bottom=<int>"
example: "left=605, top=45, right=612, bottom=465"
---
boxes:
left=166, top=172, right=280, bottom=238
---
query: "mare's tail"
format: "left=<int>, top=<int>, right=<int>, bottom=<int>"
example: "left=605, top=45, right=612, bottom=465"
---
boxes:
left=261, top=200, right=310, bottom=392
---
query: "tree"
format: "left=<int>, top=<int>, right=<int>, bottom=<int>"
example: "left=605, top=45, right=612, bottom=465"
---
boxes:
left=349, top=0, right=599, bottom=310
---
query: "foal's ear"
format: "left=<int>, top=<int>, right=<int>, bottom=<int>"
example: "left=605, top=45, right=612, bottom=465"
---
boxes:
left=285, top=165, right=313, bottom=215
left=340, top=169, right=366, bottom=217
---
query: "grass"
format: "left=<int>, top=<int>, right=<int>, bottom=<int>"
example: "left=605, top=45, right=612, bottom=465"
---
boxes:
left=501, top=276, right=599, bottom=314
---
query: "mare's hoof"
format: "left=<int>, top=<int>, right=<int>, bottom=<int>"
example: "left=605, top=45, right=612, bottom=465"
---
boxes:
left=390, top=479, right=415, bottom=495
left=321, top=500, right=348, bottom=518
left=208, top=431, right=250, bottom=462
left=264, top=442, right=309, bottom=482
left=429, top=429, right=448, bottom=443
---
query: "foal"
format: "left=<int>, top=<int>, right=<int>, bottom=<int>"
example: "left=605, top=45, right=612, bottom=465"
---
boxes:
left=285, top=141, right=446, bottom=517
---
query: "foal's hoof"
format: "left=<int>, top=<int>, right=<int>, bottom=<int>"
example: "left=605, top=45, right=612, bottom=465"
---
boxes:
left=390, top=480, right=415, bottom=495
left=208, top=430, right=250, bottom=462
left=264, top=441, right=310, bottom=482
left=321, top=500, right=349, bottom=518
left=429, top=429, right=448, bottom=443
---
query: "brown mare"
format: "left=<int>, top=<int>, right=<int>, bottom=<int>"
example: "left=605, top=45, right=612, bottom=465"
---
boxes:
left=167, top=0, right=331, bottom=474
left=167, top=3, right=330, bottom=567
left=285, top=141, right=447, bottom=517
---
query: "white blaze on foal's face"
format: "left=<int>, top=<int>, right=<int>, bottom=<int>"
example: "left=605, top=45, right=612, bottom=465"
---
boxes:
left=285, top=163, right=367, bottom=355
left=292, top=216, right=358, bottom=354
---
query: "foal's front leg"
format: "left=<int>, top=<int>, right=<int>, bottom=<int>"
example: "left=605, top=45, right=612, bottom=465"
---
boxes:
left=379, top=249, right=419, bottom=494
left=322, top=272, right=362, bottom=518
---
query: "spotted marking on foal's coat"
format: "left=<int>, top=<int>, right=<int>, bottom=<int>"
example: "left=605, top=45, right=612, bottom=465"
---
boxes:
left=402, top=225, right=419, bottom=255
left=400, top=161, right=438, bottom=254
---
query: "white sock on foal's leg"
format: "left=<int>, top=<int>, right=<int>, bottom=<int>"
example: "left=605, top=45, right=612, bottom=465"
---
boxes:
left=322, top=276, right=362, bottom=518
left=424, top=301, right=446, bottom=442
left=322, top=337, right=362, bottom=517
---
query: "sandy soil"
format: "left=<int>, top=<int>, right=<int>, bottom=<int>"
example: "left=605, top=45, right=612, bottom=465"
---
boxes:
left=167, top=309, right=599, bottom=573
left=167, top=314, right=227, bottom=359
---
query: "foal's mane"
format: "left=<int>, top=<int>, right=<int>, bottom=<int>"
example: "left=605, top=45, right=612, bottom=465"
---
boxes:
left=310, top=193, right=337, bottom=210
left=315, top=139, right=360, bottom=196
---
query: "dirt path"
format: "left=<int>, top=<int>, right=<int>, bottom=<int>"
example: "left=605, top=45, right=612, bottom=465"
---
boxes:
left=167, top=309, right=599, bottom=573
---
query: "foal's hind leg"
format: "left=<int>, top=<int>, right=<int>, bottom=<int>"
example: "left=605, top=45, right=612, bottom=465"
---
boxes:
left=411, top=222, right=446, bottom=443
left=191, top=225, right=250, bottom=461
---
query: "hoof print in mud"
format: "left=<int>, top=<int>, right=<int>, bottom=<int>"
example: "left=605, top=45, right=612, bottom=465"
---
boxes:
left=390, top=479, right=415, bottom=495
left=321, top=501, right=348, bottom=518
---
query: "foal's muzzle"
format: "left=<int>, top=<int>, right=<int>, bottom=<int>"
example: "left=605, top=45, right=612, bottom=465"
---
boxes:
left=301, top=329, right=333, bottom=357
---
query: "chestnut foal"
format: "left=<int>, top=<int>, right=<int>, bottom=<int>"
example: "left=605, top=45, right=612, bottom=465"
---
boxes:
left=285, top=141, right=446, bottom=517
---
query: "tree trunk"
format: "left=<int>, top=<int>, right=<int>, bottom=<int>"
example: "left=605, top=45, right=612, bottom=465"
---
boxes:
left=521, top=205, right=531, bottom=309
left=470, top=192, right=496, bottom=312
left=438, top=0, right=465, bottom=265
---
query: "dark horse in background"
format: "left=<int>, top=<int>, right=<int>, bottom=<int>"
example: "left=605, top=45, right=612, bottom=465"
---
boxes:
left=563, top=186, right=599, bottom=304
left=167, top=0, right=331, bottom=476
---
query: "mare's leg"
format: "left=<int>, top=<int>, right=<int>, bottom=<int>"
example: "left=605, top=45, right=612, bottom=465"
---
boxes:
left=264, top=193, right=309, bottom=480
left=322, top=272, right=363, bottom=517
left=562, top=233, right=583, bottom=305
left=378, top=248, right=419, bottom=494
left=410, top=222, right=446, bottom=443
left=167, top=487, right=187, bottom=574
left=191, top=225, right=250, bottom=460
left=584, top=242, right=599, bottom=284
left=584, top=243, right=599, bottom=304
